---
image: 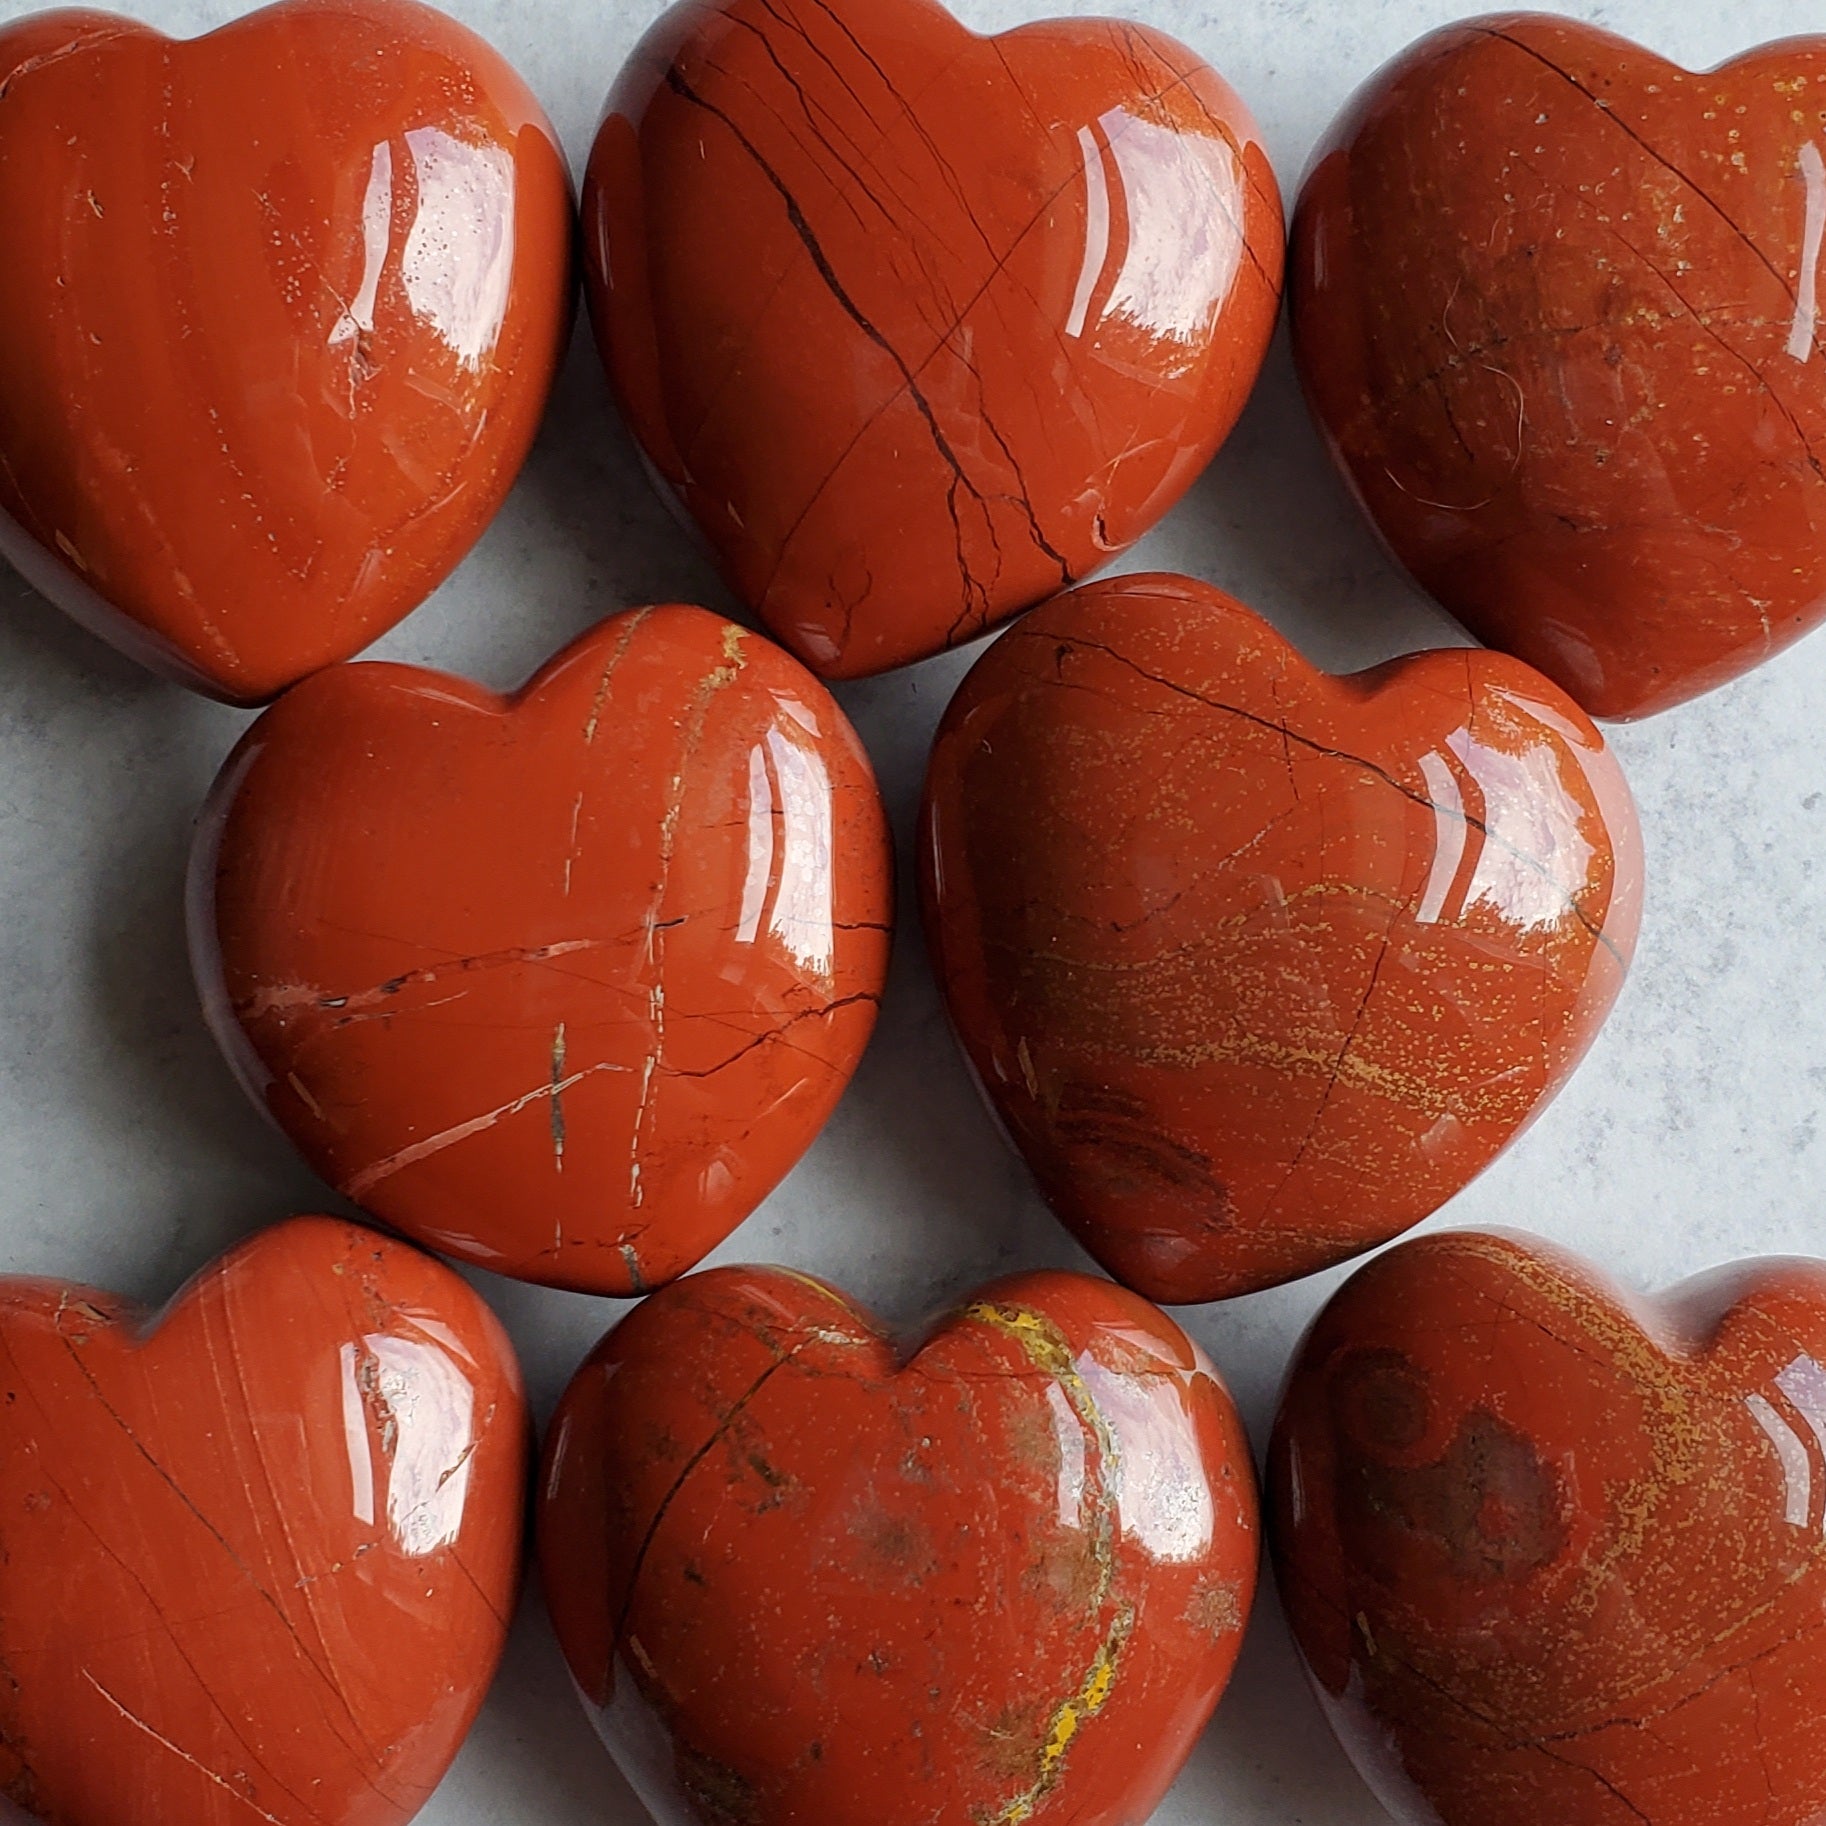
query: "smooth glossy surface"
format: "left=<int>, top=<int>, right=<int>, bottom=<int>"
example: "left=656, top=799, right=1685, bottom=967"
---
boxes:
left=0, top=1212, right=526, bottom=1826
left=1292, top=12, right=1826, bottom=720
left=920, top=573, right=1643, bottom=1303
left=585, top=0, right=1284, bottom=680
left=0, top=0, right=572, bottom=705
left=1270, top=1229, right=1826, bottom=1826
left=538, top=1263, right=1257, bottom=1826
left=191, top=605, right=893, bottom=1294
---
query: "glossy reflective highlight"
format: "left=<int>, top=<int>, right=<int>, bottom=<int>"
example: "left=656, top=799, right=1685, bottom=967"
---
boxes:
left=0, top=1215, right=525, bottom=1826
left=190, top=606, right=894, bottom=1295
left=0, top=0, right=573, bottom=703
left=920, top=573, right=1643, bottom=1301
left=584, top=0, right=1283, bottom=678
left=1272, top=1230, right=1826, bottom=1826
left=1291, top=13, right=1826, bottom=718
left=538, top=1264, right=1258, bottom=1826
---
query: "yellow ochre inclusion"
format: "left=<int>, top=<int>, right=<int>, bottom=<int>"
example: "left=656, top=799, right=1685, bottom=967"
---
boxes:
left=963, top=1301, right=1134, bottom=1823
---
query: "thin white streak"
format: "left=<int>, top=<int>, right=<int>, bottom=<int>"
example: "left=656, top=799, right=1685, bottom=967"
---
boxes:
left=339, top=1341, right=375, bottom=1528
left=344, top=1062, right=623, bottom=1199
left=735, top=742, right=775, bottom=946
left=1774, top=1356, right=1826, bottom=1538
left=82, top=1672, right=290, bottom=1826
left=1788, top=141, right=1825, bottom=362
left=765, top=729, right=835, bottom=981
left=328, top=140, right=391, bottom=351
left=1414, top=750, right=1467, bottom=926
left=1746, top=1392, right=1811, bottom=1528
left=1065, top=125, right=1109, bottom=340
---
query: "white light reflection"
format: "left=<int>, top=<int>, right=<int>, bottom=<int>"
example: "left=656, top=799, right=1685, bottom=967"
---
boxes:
left=338, top=1331, right=478, bottom=1556
left=1066, top=125, right=1111, bottom=340
left=735, top=742, right=774, bottom=947
left=1046, top=1379, right=1087, bottom=1528
left=1097, top=108, right=1244, bottom=361
left=764, top=729, right=834, bottom=981
left=1777, top=1353, right=1826, bottom=1464
left=1082, top=1356, right=1213, bottom=1562
left=329, top=142, right=392, bottom=358
left=1450, top=729, right=1595, bottom=933
left=1414, top=749, right=1467, bottom=926
left=1788, top=141, right=1825, bottom=364
left=338, top=1340, right=375, bottom=1529
left=1414, top=729, right=1595, bottom=935
left=401, top=127, right=516, bottom=370
left=1746, top=1391, right=1811, bottom=1528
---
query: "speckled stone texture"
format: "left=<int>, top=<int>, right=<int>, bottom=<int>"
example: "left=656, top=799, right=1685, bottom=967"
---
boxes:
left=1293, top=11, right=1826, bottom=719
left=0, top=1, right=1823, bottom=1823
left=584, top=0, right=1284, bottom=678
left=0, top=1215, right=527, bottom=1826
left=0, top=0, right=573, bottom=703
left=920, top=573, right=1643, bottom=1302
left=191, top=606, right=893, bottom=1295
left=537, top=1264, right=1258, bottom=1826
left=1272, top=1228, right=1826, bottom=1825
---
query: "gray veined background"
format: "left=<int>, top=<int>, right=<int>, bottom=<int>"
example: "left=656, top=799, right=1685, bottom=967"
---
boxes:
left=0, top=0, right=1820, bottom=1819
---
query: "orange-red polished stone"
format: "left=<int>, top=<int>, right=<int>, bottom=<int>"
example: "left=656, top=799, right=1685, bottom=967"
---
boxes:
left=919, top=574, right=1643, bottom=1303
left=1292, top=13, right=1826, bottom=720
left=537, top=1264, right=1257, bottom=1826
left=1270, top=1229, right=1826, bottom=1826
left=191, top=606, right=893, bottom=1295
left=0, top=0, right=572, bottom=705
left=585, top=0, right=1284, bottom=680
left=0, top=1213, right=526, bottom=1826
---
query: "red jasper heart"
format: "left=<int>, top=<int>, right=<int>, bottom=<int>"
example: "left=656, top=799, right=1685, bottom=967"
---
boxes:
left=585, top=0, right=1284, bottom=679
left=0, top=0, right=573, bottom=704
left=919, top=573, right=1643, bottom=1302
left=1271, top=1229, right=1826, bottom=1826
left=1292, top=14, right=1826, bottom=718
left=0, top=1213, right=525, bottom=1826
left=190, top=606, right=893, bottom=1295
left=537, top=1264, right=1257, bottom=1826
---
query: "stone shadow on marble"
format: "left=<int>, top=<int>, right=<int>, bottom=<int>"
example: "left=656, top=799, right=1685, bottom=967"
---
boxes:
left=1173, top=324, right=1470, bottom=676
left=1189, top=1574, right=1382, bottom=1823
left=440, top=1579, right=648, bottom=1826
left=0, top=562, right=169, bottom=711
left=512, top=321, right=744, bottom=631
left=810, top=650, right=1084, bottom=1308
left=76, top=699, right=338, bottom=1291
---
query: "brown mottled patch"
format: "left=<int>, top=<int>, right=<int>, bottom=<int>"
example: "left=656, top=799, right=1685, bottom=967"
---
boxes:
left=746, top=1450, right=790, bottom=1490
left=1051, top=1084, right=1233, bottom=1217
left=1183, top=1575, right=1245, bottom=1637
left=715, top=1414, right=800, bottom=1513
left=1023, top=1530, right=1104, bottom=1615
left=677, top=1743, right=760, bottom=1824
left=975, top=1698, right=1052, bottom=1785
left=1331, top=1347, right=1433, bottom=1456
left=1004, top=1400, right=1061, bottom=1479
left=847, top=1499, right=940, bottom=1584
left=638, top=1416, right=687, bottom=1468
left=1341, top=1388, right=1568, bottom=1583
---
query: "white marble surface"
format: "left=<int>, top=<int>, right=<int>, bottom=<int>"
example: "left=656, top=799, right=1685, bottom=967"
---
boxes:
left=0, top=0, right=1821, bottom=1819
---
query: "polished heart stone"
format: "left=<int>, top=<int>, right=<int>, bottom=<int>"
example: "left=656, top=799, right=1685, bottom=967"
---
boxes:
left=1292, top=14, right=1826, bottom=719
left=920, top=573, right=1643, bottom=1303
left=191, top=605, right=893, bottom=1295
left=537, top=1264, right=1257, bottom=1826
left=0, top=1213, right=525, bottom=1826
left=586, top=0, right=1284, bottom=680
left=1270, top=1229, right=1826, bottom=1826
left=0, top=0, right=572, bottom=704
